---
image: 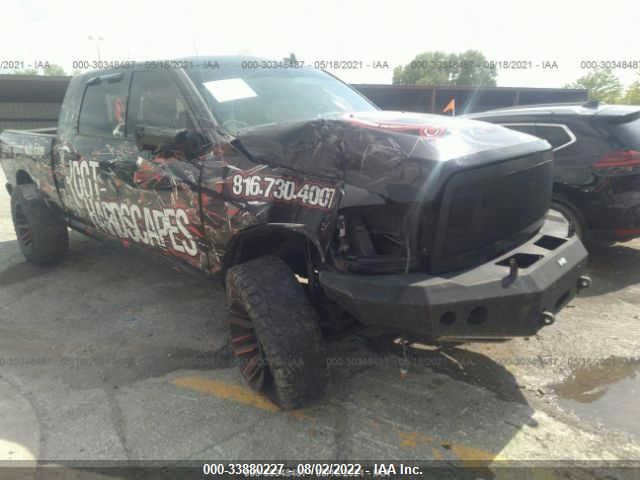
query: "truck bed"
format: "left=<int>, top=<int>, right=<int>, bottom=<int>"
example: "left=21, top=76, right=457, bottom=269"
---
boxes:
left=0, top=129, right=58, bottom=201
left=1, top=127, right=57, bottom=137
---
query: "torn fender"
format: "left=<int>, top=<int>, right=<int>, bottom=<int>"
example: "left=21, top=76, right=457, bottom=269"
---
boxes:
left=222, top=222, right=327, bottom=269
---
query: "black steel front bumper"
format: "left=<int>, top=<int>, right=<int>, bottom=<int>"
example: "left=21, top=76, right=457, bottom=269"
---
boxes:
left=319, top=210, right=590, bottom=340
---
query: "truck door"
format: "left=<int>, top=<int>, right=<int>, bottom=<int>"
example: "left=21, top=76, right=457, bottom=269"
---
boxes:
left=56, top=72, right=133, bottom=231
left=58, top=69, right=207, bottom=271
left=111, top=69, right=207, bottom=271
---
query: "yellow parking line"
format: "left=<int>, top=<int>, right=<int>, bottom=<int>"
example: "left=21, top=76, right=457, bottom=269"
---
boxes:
left=398, top=430, right=434, bottom=448
left=171, top=375, right=310, bottom=419
left=446, top=442, right=497, bottom=465
left=431, top=447, right=443, bottom=460
left=173, top=375, right=498, bottom=460
left=397, top=430, right=498, bottom=464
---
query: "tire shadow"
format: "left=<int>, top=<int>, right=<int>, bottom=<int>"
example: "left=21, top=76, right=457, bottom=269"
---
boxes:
left=321, top=333, right=536, bottom=463
left=0, top=233, right=231, bottom=391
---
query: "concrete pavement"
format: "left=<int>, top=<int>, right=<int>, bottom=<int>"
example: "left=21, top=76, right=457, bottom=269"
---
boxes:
left=1, top=169, right=639, bottom=473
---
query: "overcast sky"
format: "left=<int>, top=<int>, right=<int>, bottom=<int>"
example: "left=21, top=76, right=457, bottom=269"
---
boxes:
left=2, top=0, right=639, bottom=88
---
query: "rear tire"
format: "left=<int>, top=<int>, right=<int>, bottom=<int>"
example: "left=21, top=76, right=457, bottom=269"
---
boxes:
left=225, top=256, right=328, bottom=409
left=10, top=184, right=69, bottom=265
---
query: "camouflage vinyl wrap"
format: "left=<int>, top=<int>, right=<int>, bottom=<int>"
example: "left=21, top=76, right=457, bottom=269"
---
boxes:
left=0, top=66, right=551, bottom=277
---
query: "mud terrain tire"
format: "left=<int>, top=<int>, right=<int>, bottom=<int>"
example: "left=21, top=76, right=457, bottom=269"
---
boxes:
left=10, top=184, right=69, bottom=265
left=225, top=256, right=328, bottom=409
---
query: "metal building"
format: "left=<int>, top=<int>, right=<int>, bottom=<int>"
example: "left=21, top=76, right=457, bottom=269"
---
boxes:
left=352, top=84, right=589, bottom=114
left=0, top=75, right=70, bottom=131
left=0, top=75, right=589, bottom=132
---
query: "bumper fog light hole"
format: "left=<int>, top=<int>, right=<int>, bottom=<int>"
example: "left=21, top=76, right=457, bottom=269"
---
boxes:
left=468, top=307, right=487, bottom=325
left=440, top=311, right=456, bottom=325
left=535, top=235, right=566, bottom=250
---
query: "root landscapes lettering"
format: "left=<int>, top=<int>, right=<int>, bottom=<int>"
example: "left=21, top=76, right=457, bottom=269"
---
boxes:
left=66, top=158, right=197, bottom=256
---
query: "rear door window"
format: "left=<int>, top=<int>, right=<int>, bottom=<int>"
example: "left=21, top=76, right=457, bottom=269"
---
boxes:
left=78, top=75, right=128, bottom=138
left=534, top=124, right=575, bottom=151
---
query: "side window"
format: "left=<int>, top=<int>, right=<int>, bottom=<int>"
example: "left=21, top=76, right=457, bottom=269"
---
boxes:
left=78, top=77, right=128, bottom=138
left=535, top=125, right=574, bottom=151
left=126, top=71, right=192, bottom=134
left=501, top=124, right=537, bottom=136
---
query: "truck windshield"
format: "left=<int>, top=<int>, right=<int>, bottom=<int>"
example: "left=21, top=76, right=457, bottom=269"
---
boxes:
left=187, top=64, right=377, bottom=135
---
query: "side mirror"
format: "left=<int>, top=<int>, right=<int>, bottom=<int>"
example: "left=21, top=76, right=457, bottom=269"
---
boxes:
left=134, top=125, right=184, bottom=152
left=175, top=130, right=209, bottom=159
left=134, top=125, right=208, bottom=159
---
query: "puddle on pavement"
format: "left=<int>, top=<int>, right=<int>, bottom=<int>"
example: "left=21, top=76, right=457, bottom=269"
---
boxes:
left=552, top=357, right=640, bottom=437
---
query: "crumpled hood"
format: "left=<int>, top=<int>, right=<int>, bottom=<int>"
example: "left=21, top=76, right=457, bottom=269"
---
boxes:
left=236, top=110, right=550, bottom=202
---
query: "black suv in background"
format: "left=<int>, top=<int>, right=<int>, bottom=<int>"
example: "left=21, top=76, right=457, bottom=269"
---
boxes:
left=468, top=102, right=640, bottom=245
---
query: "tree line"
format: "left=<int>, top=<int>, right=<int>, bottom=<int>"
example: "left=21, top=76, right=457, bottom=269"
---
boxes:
left=393, top=50, right=640, bottom=105
left=5, top=53, right=640, bottom=105
left=7, top=64, right=67, bottom=76
left=565, top=69, right=640, bottom=104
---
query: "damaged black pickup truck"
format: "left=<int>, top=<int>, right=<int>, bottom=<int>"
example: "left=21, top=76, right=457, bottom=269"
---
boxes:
left=0, top=57, right=590, bottom=408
